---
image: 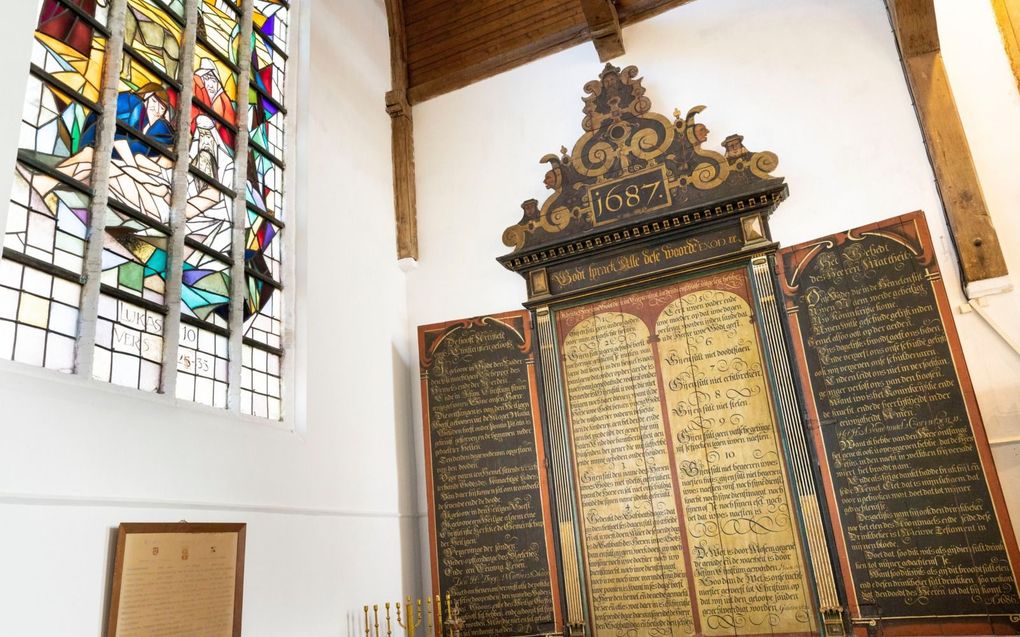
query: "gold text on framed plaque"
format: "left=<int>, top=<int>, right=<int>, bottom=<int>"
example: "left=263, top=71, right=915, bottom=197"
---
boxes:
left=588, top=166, right=671, bottom=226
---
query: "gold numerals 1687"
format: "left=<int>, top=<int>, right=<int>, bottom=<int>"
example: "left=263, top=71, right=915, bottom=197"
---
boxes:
left=591, top=179, right=664, bottom=221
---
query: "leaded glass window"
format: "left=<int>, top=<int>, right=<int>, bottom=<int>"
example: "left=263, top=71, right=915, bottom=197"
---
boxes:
left=2, top=0, right=292, bottom=421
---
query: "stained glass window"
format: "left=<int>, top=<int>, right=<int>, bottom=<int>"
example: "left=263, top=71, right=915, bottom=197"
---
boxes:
left=2, top=0, right=293, bottom=420
left=124, top=0, right=183, bottom=78
left=118, top=51, right=180, bottom=150
left=33, top=0, right=109, bottom=103
left=199, top=0, right=241, bottom=65
left=94, top=293, right=163, bottom=391
left=241, top=0, right=288, bottom=418
left=186, top=173, right=233, bottom=256
left=20, top=74, right=99, bottom=185
left=101, top=208, right=169, bottom=304
left=178, top=322, right=229, bottom=407
left=7, top=163, right=91, bottom=273
left=241, top=343, right=280, bottom=419
left=0, top=259, right=81, bottom=371
left=182, top=247, right=230, bottom=329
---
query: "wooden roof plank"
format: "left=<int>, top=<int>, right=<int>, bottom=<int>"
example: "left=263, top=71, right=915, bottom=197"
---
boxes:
left=408, top=5, right=587, bottom=77
left=407, top=0, right=550, bottom=50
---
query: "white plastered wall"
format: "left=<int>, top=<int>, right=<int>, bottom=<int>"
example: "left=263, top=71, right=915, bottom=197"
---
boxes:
left=406, top=0, right=1020, bottom=600
left=0, top=0, right=421, bottom=635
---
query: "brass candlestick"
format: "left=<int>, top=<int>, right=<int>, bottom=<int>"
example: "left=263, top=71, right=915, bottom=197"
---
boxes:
left=397, top=596, right=423, bottom=636
left=364, top=594, right=456, bottom=637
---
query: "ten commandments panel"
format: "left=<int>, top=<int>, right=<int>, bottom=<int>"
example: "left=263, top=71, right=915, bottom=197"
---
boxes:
left=555, top=267, right=818, bottom=637
left=419, top=311, right=562, bottom=637
left=776, top=211, right=1020, bottom=636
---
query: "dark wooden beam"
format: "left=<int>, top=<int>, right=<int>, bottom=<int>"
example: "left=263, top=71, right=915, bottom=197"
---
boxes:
left=401, top=0, right=693, bottom=105
left=888, top=0, right=1010, bottom=291
left=385, top=0, right=419, bottom=261
left=408, top=25, right=590, bottom=105
left=579, top=0, right=625, bottom=62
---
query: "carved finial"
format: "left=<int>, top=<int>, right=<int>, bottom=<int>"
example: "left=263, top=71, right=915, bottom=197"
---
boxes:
left=498, top=65, right=784, bottom=259
left=581, top=64, right=650, bottom=131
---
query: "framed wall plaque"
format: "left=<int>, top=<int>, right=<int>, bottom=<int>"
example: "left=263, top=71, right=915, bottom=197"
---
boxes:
left=106, top=522, right=246, bottom=637
left=776, top=211, right=1020, bottom=636
left=419, top=311, right=564, bottom=637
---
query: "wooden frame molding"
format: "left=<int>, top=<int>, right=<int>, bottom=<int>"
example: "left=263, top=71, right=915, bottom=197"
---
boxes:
left=887, top=0, right=1010, bottom=292
left=386, top=0, right=419, bottom=261
left=579, top=0, right=625, bottom=61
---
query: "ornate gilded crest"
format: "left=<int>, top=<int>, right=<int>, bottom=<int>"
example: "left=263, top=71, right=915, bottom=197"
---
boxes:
left=501, top=64, right=785, bottom=256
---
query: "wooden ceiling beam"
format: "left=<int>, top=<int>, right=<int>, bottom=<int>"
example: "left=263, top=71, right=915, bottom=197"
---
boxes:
left=579, top=0, right=625, bottom=62
left=409, top=24, right=589, bottom=104
left=887, top=0, right=1009, bottom=292
left=398, top=0, right=694, bottom=105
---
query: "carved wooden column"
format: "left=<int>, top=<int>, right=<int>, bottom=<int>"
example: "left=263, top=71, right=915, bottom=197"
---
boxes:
left=888, top=0, right=1010, bottom=296
left=386, top=0, right=418, bottom=261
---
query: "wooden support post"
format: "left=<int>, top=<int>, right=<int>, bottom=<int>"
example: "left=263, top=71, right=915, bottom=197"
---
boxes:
left=992, top=0, right=1020, bottom=92
left=888, top=0, right=1010, bottom=294
left=386, top=0, right=419, bottom=261
left=580, top=0, right=625, bottom=62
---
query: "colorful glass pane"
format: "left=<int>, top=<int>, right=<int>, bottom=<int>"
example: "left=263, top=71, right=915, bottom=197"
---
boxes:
left=118, top=52, right=179, bottom=148
left=246, top=209, right=280, bottom=282
left=93, top=293, right=163, bottom=391
left=165, top=0, right=185, bottom=19
left=101, top=208, right=168, bottom=304
left=249, top=90, right=284, bottom=160
left=186, top=174, right=233, bottom=257
left=243, top=281, right=281, bottom=349
left=33, top=1, right=108, bottom=103
left=182, top=248, right=230, bottom=328
left=177, top=322, right=229, bottom=407
left=125, top=0, right=183, bottom=79
left=189, top=111, right=236, bottom=186
left=250, top=33, right=286, bottom=106
left=6, top=163, right=90, bottom=274
left=245, top=147, right=282, bottom=217
left=253, top=1, right=289, bottom=54
left=199, top=0, right=240, bottom=65
left=108, top=137, right=174, bottom=223
left=0, top=259, right=80, bottom=372
left=241, top=343, right=281, bottom=419
left=194, top=45, right=238, bottom=126
left=41, top=0, right=111, bottom=29
left=20, top=75, right=96, bottom=184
